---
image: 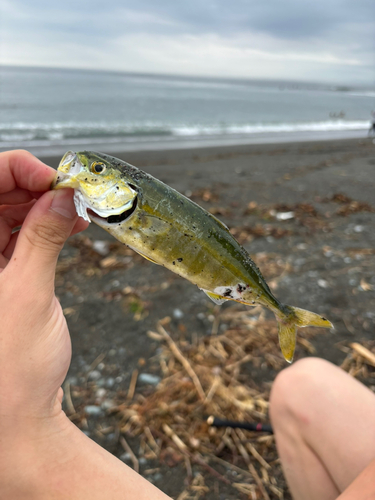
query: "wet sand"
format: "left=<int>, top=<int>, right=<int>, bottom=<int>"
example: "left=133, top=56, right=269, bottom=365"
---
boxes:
left=41, top=137, right=375, bottom=499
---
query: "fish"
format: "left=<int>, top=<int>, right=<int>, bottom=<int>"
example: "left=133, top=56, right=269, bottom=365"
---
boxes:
left=52, top=150, right=333, bottom=362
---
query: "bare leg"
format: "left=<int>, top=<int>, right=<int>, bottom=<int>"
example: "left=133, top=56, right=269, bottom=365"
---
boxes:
left=269, top=357, right=375, bottom=500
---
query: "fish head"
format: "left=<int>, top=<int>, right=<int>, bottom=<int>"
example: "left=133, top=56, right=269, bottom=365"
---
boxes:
left=52, top=151, right=138, bottom=225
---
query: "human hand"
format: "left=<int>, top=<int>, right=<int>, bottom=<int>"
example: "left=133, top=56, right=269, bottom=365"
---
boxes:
left=0, top=151, right=171, bottom=500
left=0, top=150, right=88, bottom=423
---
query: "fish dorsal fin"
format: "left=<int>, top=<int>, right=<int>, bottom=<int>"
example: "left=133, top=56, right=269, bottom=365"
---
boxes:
left=210, top=213, right=229, bottom=231
left=200, top=288, right=228, bottom=305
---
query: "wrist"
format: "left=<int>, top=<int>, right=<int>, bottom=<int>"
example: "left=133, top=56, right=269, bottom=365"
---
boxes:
left=0, top=409, right=73, bottom=498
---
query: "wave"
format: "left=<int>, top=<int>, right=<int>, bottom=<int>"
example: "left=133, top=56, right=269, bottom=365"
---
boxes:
left=0, top=119, right=370, bottom=144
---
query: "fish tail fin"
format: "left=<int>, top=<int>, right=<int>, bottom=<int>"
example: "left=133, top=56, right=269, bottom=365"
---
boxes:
left=277, top=306, right=333, bottom=363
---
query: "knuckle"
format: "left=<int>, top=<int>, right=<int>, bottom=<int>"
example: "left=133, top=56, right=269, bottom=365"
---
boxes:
left=26, top=220, right=66, bottom=250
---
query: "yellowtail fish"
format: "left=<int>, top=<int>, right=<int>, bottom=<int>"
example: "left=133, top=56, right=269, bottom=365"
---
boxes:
left=52, top=151, right=333, bottom=362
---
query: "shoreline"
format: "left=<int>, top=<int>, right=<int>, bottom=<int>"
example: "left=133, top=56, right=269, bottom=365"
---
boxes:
left=1, top=128, right=370, bottom=160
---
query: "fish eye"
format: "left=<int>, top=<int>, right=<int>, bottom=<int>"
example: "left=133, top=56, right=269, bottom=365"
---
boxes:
left=92, top=162, right=106, bottom=174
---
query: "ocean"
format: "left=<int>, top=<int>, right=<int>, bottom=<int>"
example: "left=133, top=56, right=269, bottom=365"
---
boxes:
left=1, top=65, right=374, bottom=156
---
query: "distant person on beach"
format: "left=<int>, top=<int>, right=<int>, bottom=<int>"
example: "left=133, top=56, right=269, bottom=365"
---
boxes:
left=0, top=149, right=374, bottom=499
left=369, top=110, right=375, bottom=136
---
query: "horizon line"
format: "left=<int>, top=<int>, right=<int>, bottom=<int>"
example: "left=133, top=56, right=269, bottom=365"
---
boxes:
left=2, top=63, right=373, bottom=90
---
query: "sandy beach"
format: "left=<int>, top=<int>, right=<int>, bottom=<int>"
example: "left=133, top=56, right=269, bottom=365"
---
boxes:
left=42, top=137, right=375, bottom=499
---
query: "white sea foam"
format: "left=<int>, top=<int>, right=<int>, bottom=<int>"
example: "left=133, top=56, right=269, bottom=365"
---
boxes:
left=0, top=119, right=370, bottom=145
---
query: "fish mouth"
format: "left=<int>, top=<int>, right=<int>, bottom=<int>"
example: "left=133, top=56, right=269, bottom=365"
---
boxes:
left=88, top=195, right=138, bottom=225
left=52, top=151, right=83, bottom=189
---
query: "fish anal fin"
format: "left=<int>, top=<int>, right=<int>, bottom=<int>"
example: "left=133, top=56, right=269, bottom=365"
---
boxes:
left=200, top=289, right=228, bottom=305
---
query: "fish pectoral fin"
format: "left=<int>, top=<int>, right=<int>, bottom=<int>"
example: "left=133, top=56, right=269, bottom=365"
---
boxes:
left=200, top=289, right=228, bottom=305
left=128, top=246, right=160, bottom=265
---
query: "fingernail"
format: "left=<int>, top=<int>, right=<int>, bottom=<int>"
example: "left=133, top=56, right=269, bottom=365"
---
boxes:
left=50, top=190, right=77, bottom=219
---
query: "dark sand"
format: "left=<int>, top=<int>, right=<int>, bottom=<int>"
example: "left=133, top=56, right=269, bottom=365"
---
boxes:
left=41, top=138, right=375, bottom=499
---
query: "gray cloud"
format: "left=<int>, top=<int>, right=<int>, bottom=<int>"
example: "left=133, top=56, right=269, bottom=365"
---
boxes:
left=1, top=0, right=374, bottom=84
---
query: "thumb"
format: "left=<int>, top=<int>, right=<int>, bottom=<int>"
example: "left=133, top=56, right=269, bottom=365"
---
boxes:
left=12, top=189, right=78, bottom=287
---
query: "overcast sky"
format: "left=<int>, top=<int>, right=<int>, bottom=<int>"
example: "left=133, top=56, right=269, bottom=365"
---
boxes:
left=1, top=0, right=374, bottom=85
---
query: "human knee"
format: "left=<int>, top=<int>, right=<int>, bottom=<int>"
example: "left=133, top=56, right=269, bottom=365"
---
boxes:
left=269, top=357, right=333, bottom=428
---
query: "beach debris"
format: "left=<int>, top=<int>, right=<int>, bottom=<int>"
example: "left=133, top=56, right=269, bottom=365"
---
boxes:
left=359, top=279, right=373, bottom=291
left=66, top=303, right=313, bottom=497
left=62, top=282, right=374, bottom=499
left=276, top=211, right=295, bottom=221
left=331, top=193, right=374, bottom=216
left=340, top=340, right=375, bottom=379
left=350, top=343, right=375, bottom=367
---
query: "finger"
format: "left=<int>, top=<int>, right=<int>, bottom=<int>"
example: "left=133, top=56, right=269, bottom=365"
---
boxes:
left=3, top=230, right=20, bottom=260
left=10, top=188, right=78, bottom=289
left=0, top=201, right=36, bottom=252
left=0, top=218, right=12, bottom=253
left=0, top=202, right=34, bottom=255
left=0, top=150, right=56, bottom=194
left=0, top=188, right=35, bottom=205
left=3, top=216, right=87, bottom=262
left=0, top=255, right=8, bottom=268
left=0, top=200, right=36, bottom=228
left=70, top=217, right=89, bottom=236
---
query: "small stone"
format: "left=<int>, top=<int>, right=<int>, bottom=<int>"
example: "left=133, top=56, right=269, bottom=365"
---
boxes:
left=84, top=405, right=103, bottom=416
left=96, top=388, right=106, bottom=398
left=101, top=399, right=115, bottom=410
left=317, top=279, right=329, bottom=288
left=115, top=376, right=123, bottom=383
left=108, top=349, right=116, bottom=356
left=92, top=240, right=110, bottom=256
left=173, top=308, right=184, bottom=319
left=106, top=377, right=115, bottom=388
left=344, top=257, right=352, bottom=264
left=138, top=373, right=161, bottom=386
left=354, top=225, right=364, bottom=233
left=97, top=362, right=105, bottom=371
left=197, top=312, right=205, bottom=320
left=88, top=370, right=101, bottom=381
left=120, top=452, right=131, bottom=461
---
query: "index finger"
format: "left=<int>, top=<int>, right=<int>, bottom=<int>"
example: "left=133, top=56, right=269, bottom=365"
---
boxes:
left=0, top=150, right=56, bottom=195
